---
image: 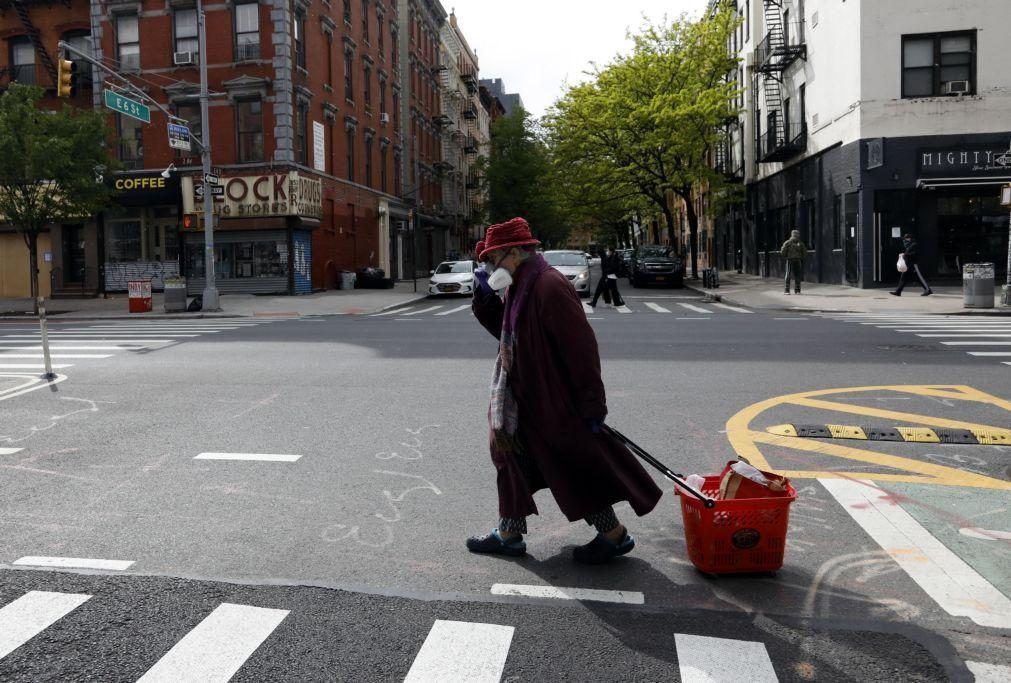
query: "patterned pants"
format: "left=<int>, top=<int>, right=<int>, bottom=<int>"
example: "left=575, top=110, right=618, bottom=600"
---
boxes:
left=500, top=506, right=620, bottom=535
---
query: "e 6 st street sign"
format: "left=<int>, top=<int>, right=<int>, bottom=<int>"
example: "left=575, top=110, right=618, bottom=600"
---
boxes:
left=104, top=90, right=151, bottom=123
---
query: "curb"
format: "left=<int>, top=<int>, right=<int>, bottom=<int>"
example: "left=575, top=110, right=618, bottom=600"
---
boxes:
left=365, top=293, right=431, bottom=315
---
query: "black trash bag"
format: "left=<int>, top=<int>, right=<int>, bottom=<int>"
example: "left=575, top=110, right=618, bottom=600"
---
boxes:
left=187, top=296, right=203, bottom=312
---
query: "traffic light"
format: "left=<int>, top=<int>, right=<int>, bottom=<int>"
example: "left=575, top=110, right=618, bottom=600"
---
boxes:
left=181, top=214, right=204, bottom=231
left=57, top=56, right=77, bottom=98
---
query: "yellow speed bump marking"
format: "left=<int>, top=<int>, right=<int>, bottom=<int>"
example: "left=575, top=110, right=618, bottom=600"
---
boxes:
left=895, top=426, right=941, bottom=443
left=827, top=424, right=867, bottom=440
left=727, top=385, right=1011, bottom=490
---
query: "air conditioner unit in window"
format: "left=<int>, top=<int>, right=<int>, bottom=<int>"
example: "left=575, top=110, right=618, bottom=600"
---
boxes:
left=173, top=51, right=195, bottom=66
left=379, top=112, right=390, bottom=124
left=942, top=80, right=970, bottom=95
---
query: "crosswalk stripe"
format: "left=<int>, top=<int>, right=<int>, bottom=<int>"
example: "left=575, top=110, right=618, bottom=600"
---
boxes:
left=12, top=556, right=134, bottom=571
left=615, top=305, right=632, bottom=313
left=940, top=341, right=1011, bottom=346
left=0, top=339, right=172, bottom=344
left=402, top=306, right=443, bottom=316
left=966, top=661, right=1011, bottom=683
left=0, top=346, right=141, bottom=351
left=0, top=447, right=24, bottom=455
left=820, top=478, right=1011, bottom=628
left=195, top=452, right=302, bottom=462
left=5, top=333, right=200, bottom=338
left=678, top=303, right=712, bottom=314
left=435, top=305, right=470, bottom=316
left=916, top=334, right=1011, bottom=338
left=674, top=634, right=778, bottom=683
left=404, top=620, right=514, bottom=683
left=491, top=583, right=644, bottom=604
left=371, top=307, right=413, bottom=317
left=644, top=302, right=670, bottom=313
left=0, top=591, right=92, bottom=660
left=713, top=303, right=752, bottom=313
left=0, top=364, right=73, bottom=369
left=137, top=603, right=289, bottom=683
left=0, top=354, right=112, bottom=359
left=582, top=302, right=594, bottom=314
left=967, top=352, right=1011, bottom=357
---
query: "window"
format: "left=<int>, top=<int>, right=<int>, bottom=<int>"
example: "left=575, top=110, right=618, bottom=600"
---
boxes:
left=326, top=33, right=334, bottom=86
left=364, top=63, right=372, bottom=105
left=294, top=10, right=306, bottom=70
left=10, top=37, right=35, bottom=85
left=343, top=0, right=352, bottom=25
left=174, top=101, right=202, bottom=154
left=108, top=222, right=142, bottom=261
left=392, top=91, right=400, bottom=127
left=833, top=195, right=842, bottom=249
left=236, top=99, right=263, bottom=162
left=345, top=127, right=355, bottom=181
left=365, top=135, right=373, bottom=186
left=380, top=143, right=388, bottom=192
left=64, top=33, right=93, bottom=88
left=377, top=10, right=384, bottom=56
left=117, top=115, right=144, bottom=169
left=344, top=47, right=354, bottom=100
left=379, top=76, right=387, bottom=116
left=799, top=83, right=806, bottom=129
left=391, top=26, right=398, bottom=69
left=362, top=0, right=369, bottom=42
left=116, top=14, right=140, bottom=70
left=394, top=151, right=402, bottom=194
left=902, top=31, right=975, bottom=97
left=174, top=9, right=198, bottom=55
left=296, top=102, right=309, bottom=165
left=235, top=2, right=260, bottom=61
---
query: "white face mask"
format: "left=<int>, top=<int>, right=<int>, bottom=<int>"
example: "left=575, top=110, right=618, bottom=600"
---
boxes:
left=487, top=267, right=513, bottom=291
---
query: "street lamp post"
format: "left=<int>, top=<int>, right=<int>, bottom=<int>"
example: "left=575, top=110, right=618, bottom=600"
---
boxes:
left=197, top=0, right=219, bottom=311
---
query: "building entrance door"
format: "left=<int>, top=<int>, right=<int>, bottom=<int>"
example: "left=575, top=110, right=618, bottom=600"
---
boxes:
left=844, top=192, right=860, bottom=285
left=62, top=224, right=86, bottom=284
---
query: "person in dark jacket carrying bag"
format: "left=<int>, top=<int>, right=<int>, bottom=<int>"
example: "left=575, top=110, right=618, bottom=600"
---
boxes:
left=468, top=218, right=662, bottom=564
left=589, top=248, right=624, bottom=308
left=780, top=230, right=806, bottom=294
left=891, top=233, right=932, bottom=296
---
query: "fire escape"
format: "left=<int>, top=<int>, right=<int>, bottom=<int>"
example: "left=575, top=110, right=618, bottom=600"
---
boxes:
left=1, top=0, right=61, bottom=89
left=755, top=0, right=807, bottom=163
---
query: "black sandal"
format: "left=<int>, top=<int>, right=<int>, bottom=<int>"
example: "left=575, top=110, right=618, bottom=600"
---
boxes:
left=466, top=529, right=527, bottom=557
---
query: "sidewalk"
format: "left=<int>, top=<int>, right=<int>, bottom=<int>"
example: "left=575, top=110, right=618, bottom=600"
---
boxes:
left=687, top=272, right=1011, bottom=315
left=0, top=281, right=431, bottom=319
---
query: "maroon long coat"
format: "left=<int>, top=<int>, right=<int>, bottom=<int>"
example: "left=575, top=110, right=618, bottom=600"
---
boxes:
left=473, top=259, right=663, bottom=522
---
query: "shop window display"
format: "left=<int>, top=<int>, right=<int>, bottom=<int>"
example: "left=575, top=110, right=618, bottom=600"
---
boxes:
left=187, top=240, right=288, bottom=279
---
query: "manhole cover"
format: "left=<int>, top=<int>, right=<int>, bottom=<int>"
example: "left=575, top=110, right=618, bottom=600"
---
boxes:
left=875, top=344, right=937, bottom=352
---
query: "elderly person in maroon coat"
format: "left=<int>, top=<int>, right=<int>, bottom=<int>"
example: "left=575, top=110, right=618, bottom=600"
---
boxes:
left=467, top=218, right=663, bottom=564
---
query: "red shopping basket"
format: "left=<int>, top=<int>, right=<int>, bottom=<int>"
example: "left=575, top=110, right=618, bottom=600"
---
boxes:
left=604, top=426, right=797, bottom=575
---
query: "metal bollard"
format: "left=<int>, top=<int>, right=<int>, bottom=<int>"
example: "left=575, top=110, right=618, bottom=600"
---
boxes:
left=37, top=296, right=56, bottom=380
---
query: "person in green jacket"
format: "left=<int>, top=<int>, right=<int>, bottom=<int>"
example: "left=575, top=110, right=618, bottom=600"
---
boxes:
left=780, top=230, right=807, bottom=294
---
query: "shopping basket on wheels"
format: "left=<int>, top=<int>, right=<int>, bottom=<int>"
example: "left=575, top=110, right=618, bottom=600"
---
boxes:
left=604, top=425, right=797, bottom=575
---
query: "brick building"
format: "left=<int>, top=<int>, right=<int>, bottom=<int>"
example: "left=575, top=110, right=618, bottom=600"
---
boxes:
left=0, top=0, right=414, bottom=296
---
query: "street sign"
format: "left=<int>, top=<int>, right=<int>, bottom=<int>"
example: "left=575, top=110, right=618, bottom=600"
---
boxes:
left=194, top=184, right=224, bottom=199
left=167, top=123, right=191, bottom=152
left=103, top=90, right=151, bottom=123
left=203, top=172, right=220, bottom=186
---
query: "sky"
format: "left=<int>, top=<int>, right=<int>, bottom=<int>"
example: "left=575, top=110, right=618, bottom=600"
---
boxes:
left=448, top=0, right=710, bottom=119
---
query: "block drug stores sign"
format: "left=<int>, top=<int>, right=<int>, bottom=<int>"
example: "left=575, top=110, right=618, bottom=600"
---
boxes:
left=918, top=145, right=1011, bottom=177
left=185, top=172, right=322, bottom=219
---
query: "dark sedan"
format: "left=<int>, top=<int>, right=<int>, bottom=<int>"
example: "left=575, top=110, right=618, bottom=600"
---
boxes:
left=629, top=246, right=684, bottom=288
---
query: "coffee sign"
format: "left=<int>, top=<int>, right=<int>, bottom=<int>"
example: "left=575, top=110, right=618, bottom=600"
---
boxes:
left=918, top=146, right=1011, bottom=177
left=112, top=172, right=181, bottom=206
left=186, top=172, right=322, bottom=218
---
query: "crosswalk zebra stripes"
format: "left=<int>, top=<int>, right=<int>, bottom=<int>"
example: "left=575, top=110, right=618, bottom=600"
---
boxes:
left=0, top=319, right=279, bottom=372
left=816, top=313, right=1011, bottom=367
left=374, top=301, right=753, bottom=318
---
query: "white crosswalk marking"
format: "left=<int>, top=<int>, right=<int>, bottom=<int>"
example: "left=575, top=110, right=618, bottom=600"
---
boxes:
left=404, top=620, right=514, bottom=683
left=615, top=305, right=632, bottom=313
left=0, top=363, right=73, bottom=369
left=0, top=346, right=142, bottom=351
left=713, top=303, right=752, bottom=313
left=0, top=591, right=92, bottom=660
left=371, top=307, right=413, bottom=317
left=0, top=354, right=112, bottom=359
left=402, top=305, right=444, bottom=316
left=491, top=583, right=644, bottom=604
left=12, top=556, right=134, bottom=571
left=966, top=661, right=1011, bottom=683
left=644, top=302, right=671, bottom=313
left=678, top=303, right=713, bottom=314
left=436, top=305, right=471, bottom=316
left=674, top=634, right=778, bottom=683
left=916, top=334, right=1011, bottom=338
left=821, top=478, right=1011, bottom=629
left=967, top=352, right=1011, bottom=357
left=582, top=302, right=594, bottom=314
left=0, top=447, right=24, bottom=455
left=137, top=603, right=289, bottom=683
left=941, top=341, right=1011, bottom=346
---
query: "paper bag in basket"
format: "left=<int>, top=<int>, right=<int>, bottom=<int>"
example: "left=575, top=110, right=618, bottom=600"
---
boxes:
left=719, top=460, right=787, bottom=500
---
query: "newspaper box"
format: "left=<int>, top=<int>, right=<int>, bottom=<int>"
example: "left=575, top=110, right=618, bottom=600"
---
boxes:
left=128, top=280, right=153, bottom=313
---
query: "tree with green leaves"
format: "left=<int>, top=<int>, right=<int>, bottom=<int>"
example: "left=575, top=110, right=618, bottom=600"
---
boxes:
left=485, top=106, right=567, bottom=246
left=545, top=3, right=741, bottom=278
left=0, top=83, right=117, bottom=309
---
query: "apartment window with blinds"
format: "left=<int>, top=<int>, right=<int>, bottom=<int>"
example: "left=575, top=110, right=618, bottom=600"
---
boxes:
left=364, top=63, right=372, bottom=105
left=294, top=10, right=306, bottom=70
left=10, top=37, right=35, bottom=84
left=174, top=9, right=198, bottom=55
left=380, top=143, right=388, bottom=192
left=236, top=99, right=264, bottom=162
left=377, top=10, right=385, bottom=56
left=235, top=2, right=260, bottom=61
left=343, top=0, right=352, bottom=25
left=365, top=135, right=374, bottom=187
left=362, top=0, right=370, bottom=42
left=345, top=127, right=355, bottom=181
left=902, top=31, right=975, bottom=97
left=344, top=47, right=354, bottom=100
left=116, top=14, right=140, bottom=70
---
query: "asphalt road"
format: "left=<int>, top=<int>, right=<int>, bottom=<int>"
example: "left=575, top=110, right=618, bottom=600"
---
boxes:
left=0, top=285, right=1008, bottom=682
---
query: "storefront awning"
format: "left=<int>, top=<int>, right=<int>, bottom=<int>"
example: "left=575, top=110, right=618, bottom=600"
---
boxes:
left=917, top=176, right=1011, bottom=189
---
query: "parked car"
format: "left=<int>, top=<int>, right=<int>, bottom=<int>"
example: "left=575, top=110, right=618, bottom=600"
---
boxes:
left=543, top=250, right=592, bottom=296
left=428, top=260, right=477, bottom=296
left=616, top=249, right=634, bottom=277
left=629, top=246, right=684, bottom=288
left=585, top=252, right=601, bottom=267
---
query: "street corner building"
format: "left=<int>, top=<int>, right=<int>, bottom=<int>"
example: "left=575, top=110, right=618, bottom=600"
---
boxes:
left=709, top=0, right=1011, bottom=290
left=0, top=0, right=501, bottom=297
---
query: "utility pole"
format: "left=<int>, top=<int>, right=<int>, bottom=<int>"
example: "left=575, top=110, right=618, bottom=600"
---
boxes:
left=197, top=0, right=219, bottom=310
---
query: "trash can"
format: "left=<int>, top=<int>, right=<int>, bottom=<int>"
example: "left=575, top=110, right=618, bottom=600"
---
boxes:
left=340, top=271, right=356, bottom=290
left=128, top=280, right=153, bottom=313
left=963, top=263, right=995, bottom=309
left=163, top=277, right=187, bottom=312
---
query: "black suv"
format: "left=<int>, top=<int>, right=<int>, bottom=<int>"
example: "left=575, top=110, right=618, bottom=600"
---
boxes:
left=629, top=245, right=683, bottom=288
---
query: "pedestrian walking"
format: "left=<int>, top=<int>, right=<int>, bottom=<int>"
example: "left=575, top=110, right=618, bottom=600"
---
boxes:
left=891, top=233, right=932, bottom=296
left=589, top=247, right=624, bottom=308
left=468, top=218, right=662, bottom=564
left=780, top=229, right=807, bottom=294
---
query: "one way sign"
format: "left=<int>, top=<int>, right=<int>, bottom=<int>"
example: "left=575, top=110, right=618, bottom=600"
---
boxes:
left=194, top=183, right=224, bottom=199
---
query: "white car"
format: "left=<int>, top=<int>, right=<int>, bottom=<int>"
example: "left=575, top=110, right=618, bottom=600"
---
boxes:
left=544, top=250, right=592, bottom=296
left=428, top=260, right=477, bottom=296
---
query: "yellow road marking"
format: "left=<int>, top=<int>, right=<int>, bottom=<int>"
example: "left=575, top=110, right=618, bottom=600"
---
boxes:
left=895, top=426, right=941, bottom=443
left=827, top=424, right=867, bottom=439
left=788, top=397, right=1009, bottom=434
